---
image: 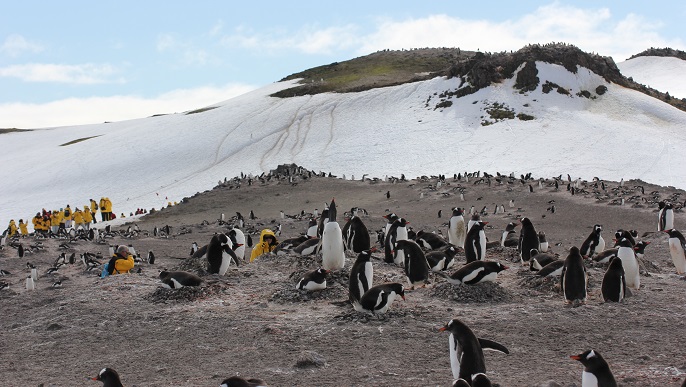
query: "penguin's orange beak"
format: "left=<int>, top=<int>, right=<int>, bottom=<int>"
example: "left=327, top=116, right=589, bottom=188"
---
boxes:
left=570, top=355, right=582, bottom=361
left=401, top=294, right=406, bottom=301
left=369, top=247, right=377, bottom=252
left=502, top=265, right=509, bottom=270
left=438, top=326, right=448, bottom=332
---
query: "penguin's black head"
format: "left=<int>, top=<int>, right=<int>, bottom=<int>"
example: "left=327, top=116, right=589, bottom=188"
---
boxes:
left=568, top=246, right=581, bottom=257
left=494, top=262, right=509, bottom=272
left=93, top=368, right=122, bottom=386
left=570, top=349, right=610, bottom=372
left=617, top=238, right=633, bottom=248
left=594, top=224, right=603, bottom=233
left=608, top=256, right=624, bottom=269
left=439, top=318, right=467, bottom=334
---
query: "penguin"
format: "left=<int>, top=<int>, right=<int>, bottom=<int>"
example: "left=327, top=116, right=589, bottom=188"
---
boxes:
left=68, top=252, right=76, bottom=265
left=500, top=222, right=519, bottom=247
left=306, top=218, right=318, bottom=238
left=220, top=376, right=268, bottom=387
left=316, top=207, right=329, bottom=238
left=92, top=367, right=124, bottom=387
left=206, top=233, right=240, bottom=275
left=384, top=217, right=409, bottom=265
left=51, top=280, right=62, bottom=288
left=415, top=230, right=449, bottom=250
left=160, top=270, right=202, bottom=288
left=451, top=379, right=471, bottom=387
left=439, top=318, right=509, bottom=382
left=467, top=213, right=480, bottom=233
left=633, top=241, right=650, bottom=260
left=570, top=350, right=617, bottom=387
left=296, top=268, right=329, bottom=291
left=658, top=202, right=674, bottom=231
left=464, top=221, right=487, bottom=263
left=275, top=235, right=309, bottom=255
left=665, top=229, right=686, bottom=274
left=349, top=249, right=374, bottom=303
left=561, top=246, right=587, bottom=304
left=320, top=198, right=345, bottom=271
left=190, top=242, right=199, bottom=256
left=294, top=238, right=320, bottom=256
left=342, top=216, right=371, bottom=253
left=18, top=244, right=24, bottom=258
left=147, top=251, right=155, bottom=264
left=614, top=229, right=637, bottom=247
left=580, top=224, right=605, bottom=258
left=227, top=225, right=247, bottom=261
left=448, top=207, right=466, bottom=249
left=395, top=239, right=430, bottom=289
left=426, top=245, right=458, bottom=272
left=383, top=213, right=398, bottom=237
left=518, top=217, right=539, bottom=264
left=593, top=248, right=619, bottom=264
left=601, top=257, right=626, bottom=303
left=617, top=237, right=640, bottom=290
left=471, top=373, right=493, bottom=387
left=529, top=249, right=558, bottom=271
left=444, top=261, right=508, bottom=285
left=25, top=275, right=35, bottom=291
left=538, top=231, right=549, bottom=252
left=353, top=282, right=405, bottom=314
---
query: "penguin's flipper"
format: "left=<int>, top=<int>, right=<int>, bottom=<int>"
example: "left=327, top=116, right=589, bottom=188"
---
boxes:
left=478, top=338, right=509, bottom=354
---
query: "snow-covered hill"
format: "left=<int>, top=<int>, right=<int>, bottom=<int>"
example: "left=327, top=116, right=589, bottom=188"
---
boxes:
left=618, top=56, right=686, bottom=99
left=2, top=60, right=686, bottom=229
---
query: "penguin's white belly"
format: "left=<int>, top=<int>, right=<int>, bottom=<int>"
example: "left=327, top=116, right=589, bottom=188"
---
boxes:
left=363, top=262, right=373, bottom=289
left=669, top=240, right=686, bottom=274
left=218, top=251, right=232, bottom=275
left=581, top=370, right=599, bottom=387
left=618, top=248, right=639, bottom=290
left=377, top=292, right=397, bottom=314
left=394, top=250, right=405, bottom=266
left=500, top=231, right=508, bottom=246
left=322, top=223, right=345, bottom=271
left=479, top=272, right=498, bottom=283
left=539, top=241, right=549, bottom=252
left=665, top=212, right=674, bottom=230
left=448, top=333, right=461, bottom=380
left=299, top=280, right=326, bottom=291
left=597, top=237, right=606, bottom=253
left=478, top=231, right=486, bottom=260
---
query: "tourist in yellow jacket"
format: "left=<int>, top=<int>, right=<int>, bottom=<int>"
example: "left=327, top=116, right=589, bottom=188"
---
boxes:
left=104, top=197, right=113, bottom=220
left=72, top=209, right=85, bottom=230
left=18, top=219, right=29, bottom=237
left=63, top=205, right=73, bottom=228
left=99, top=197, right=107, bottom=221
left=83, top=206, right=93, bottom=229
left=7, top=219, right=17, bottom=237
left=32, top=214, right=43, bottom=235
left=250, top=229, right=278, bottom=262
left=101, top=245, right=135, bottom=278
left=90, top=199, right=98, bottom=224
left=50, top=210, right=61, bottom=235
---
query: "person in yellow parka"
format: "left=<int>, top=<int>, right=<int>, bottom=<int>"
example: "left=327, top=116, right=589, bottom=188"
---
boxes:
left=250, top=229, right=278, bottom=262
left=83, top=206, right=93, bottom=230
left=32, top=213, right=43, bottom=235
left=18, top=219, right=29, bottom=237
left=50, top=210, right=61, bottom=235
left=7, top=219, right=17, bottom=237
left=105, top=197, right=113, bottom=219
left=101, top=245, right=135, bottom=278
left=72, top=208, right=85, bottom=230
left=63, top=205, right=73, bottom=228
left=99, top=197, right=107, bottom=221
left=90, top=199, right=98, bottom=224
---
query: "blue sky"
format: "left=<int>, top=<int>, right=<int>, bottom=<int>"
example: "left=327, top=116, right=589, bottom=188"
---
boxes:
left=1, top=1, right=684, bottom=128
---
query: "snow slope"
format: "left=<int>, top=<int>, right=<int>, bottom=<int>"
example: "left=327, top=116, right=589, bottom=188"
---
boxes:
left=618, top=56, right=686, bottom=99
left=2, top=61, right=686, bottom=229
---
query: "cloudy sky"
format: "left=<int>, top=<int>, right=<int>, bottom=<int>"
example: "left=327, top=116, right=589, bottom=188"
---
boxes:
left=1, top=0, right=684, bottom=128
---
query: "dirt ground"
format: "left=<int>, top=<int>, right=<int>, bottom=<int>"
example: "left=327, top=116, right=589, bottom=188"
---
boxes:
left=1, top=171, right=685, bottom=387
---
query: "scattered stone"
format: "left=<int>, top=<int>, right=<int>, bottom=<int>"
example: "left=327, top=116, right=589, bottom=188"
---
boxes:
left=430, top=281, right=514, bottom=303
left=46, top=323, right=63, bottom=331
left=295, top=350, right=327, bottom=368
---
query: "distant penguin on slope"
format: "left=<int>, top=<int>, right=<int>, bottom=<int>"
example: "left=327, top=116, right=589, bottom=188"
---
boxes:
left=518, top=217, right=539, bottom=264
left=538, top=231, right=549, bottom=252
left=321, top=198, right=345, bottom=271
left=580, top=224, right=605, bottom=258
left=665, top=229, right=686, bottom=274
left=658, top=201, right=674, bottom=231
left=448, top=207, right=466, bottom=248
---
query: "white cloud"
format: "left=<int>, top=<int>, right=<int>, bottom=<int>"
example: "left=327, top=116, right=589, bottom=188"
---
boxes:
left=157, top=33, right=212, bottom=66
left=221, top=24, right=360, bottom=55
left=0, top=83, right=257, bottom=129
left=0, top=63, right=123, bottom=84
left=0, top=34, right=43, bottom=57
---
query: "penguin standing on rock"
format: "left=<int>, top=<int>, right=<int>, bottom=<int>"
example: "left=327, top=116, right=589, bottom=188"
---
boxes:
left=665, top=229, right=686, bottom=274
left=206, top=234, right=240, bottom=275
left=617, top=237, right=640, bottom=290
left=342, top=216, right=371, bottom=253
left=658, top=202, right=674, bottom=231
left=395, top=239, right=430, bottom=289
left=384, top=217, right=409, bottom=265
left=465, top=221, right=488, bottom=263
left=349, top=249, right=374, bottom=303
left=296, top=268, right=329, bottom=291
left=448, top=208, right=466, bottom=248
left=518, top=217, right=539, bottom=264
left=601, top=257, right=626, bottom=302
left=321, top=198, right=345, bottom=271
left=561, top=246, right=587, bottom=304
left=580, top=224, right=605, bottom=258
left=228, top=226, right=248, bottom=261
left=439, top=318, right=509, bottom=382
left=570, top=350, right=617, bottom=387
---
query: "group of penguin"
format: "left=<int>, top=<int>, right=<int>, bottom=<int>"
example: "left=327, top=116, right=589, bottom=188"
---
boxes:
left=92, top=367, right=267, bottom=387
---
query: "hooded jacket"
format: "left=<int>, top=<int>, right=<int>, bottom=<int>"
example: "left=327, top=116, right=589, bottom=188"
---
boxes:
left=72, top=210, right=85, bottom=225
left=250, top=229, right=278, bottom=261
left=83, top=207, right=93, bottom=223
left=18, top=220, right=29, bottom=235
left=8, top=220, right=17, bottom=236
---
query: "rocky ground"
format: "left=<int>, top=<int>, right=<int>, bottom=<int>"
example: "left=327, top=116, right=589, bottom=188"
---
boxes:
left=1, top=171, right=685, bottom=387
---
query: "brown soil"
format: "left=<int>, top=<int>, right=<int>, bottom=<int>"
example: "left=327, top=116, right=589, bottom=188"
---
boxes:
left=1, top=173, right=685, bottom=387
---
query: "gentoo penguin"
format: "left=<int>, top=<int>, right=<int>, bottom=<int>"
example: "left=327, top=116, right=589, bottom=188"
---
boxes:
left=633, top=241, right=650, bottom=260
left=601, top=257, right=626, bottom=302
left=316, top=207, right=330, bottom=238
left=206, top=233, right=240, bottom=275
left=416, top=230, right=449, bottom=250
left=658, top=202, right=674, bottom=231
left=18, top=243, right=24, bottom=258
left=227, top=226, right=247, bottom=260
left=617, top=237, right=640, bottom=290
left=518, top=217, right=539, bottom=264
left=353, top=282, right=405, bottom=314
left=383, top=213, right=399, bottom=237
left=665, top=229, right=686, bottom=274
left=147, top=251, right=155, bottom=264
left=395, top=239, right=430, bottom=289
left=471, top=373, right=493, bottom=387
left=190, top=242, right=199, bottom=256
left=294, top=238, right=320, bottom=256
left=68, top=252, right=76, bottom=265
left=467, top=213, right=480, bottom=233
left=160, top=270, right=202, bottom=288
left=220, top=376, right=268, bottom=387
left=614, top=229, right=637, bottom=247
left=296, top=268, right=329, bottom=291
left=464, top=221, right=488, bottom=263
left=306, top=218, right=318, bottom=238
left=275, top=235, right=309, bottom=255
left=452, top=379, right=470, bottom=387
left=443, top=261, right=508, bottom=285
left=92, top=367, right=124, bottom=387
left=500, top=222, right=519, bottom=247
left=448, top=207, right=466, bottom=249
left=25, top=274, right=35, bottom=291
left=341, top=216, right=371, bottom=253
left=426, top=245, right=458, bottom=271
left=593, top=248, right=619, bottom=264
left=321, top=198, right=345, bottom=271
left=580, top=224, right=605, bottom=258
left=439, top=318, right=509, bottom=382
left=538, top=232, right=549, bottom=252
left=349, top=249, right=374, bottom=303
left=570, top=350, right=617, bottom=387
left=529, top=249, right=558, bottom=271
left=384, top=217, right=409, bottom=265
left=561, top=246, right=587, bottom=304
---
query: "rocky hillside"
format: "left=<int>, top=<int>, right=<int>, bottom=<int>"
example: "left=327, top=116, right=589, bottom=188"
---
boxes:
left=629, top=47, right=686, bottom=61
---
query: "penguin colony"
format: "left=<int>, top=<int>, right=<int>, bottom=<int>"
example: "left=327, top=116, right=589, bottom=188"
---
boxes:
left=1, top=166, right=685, bottom=386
